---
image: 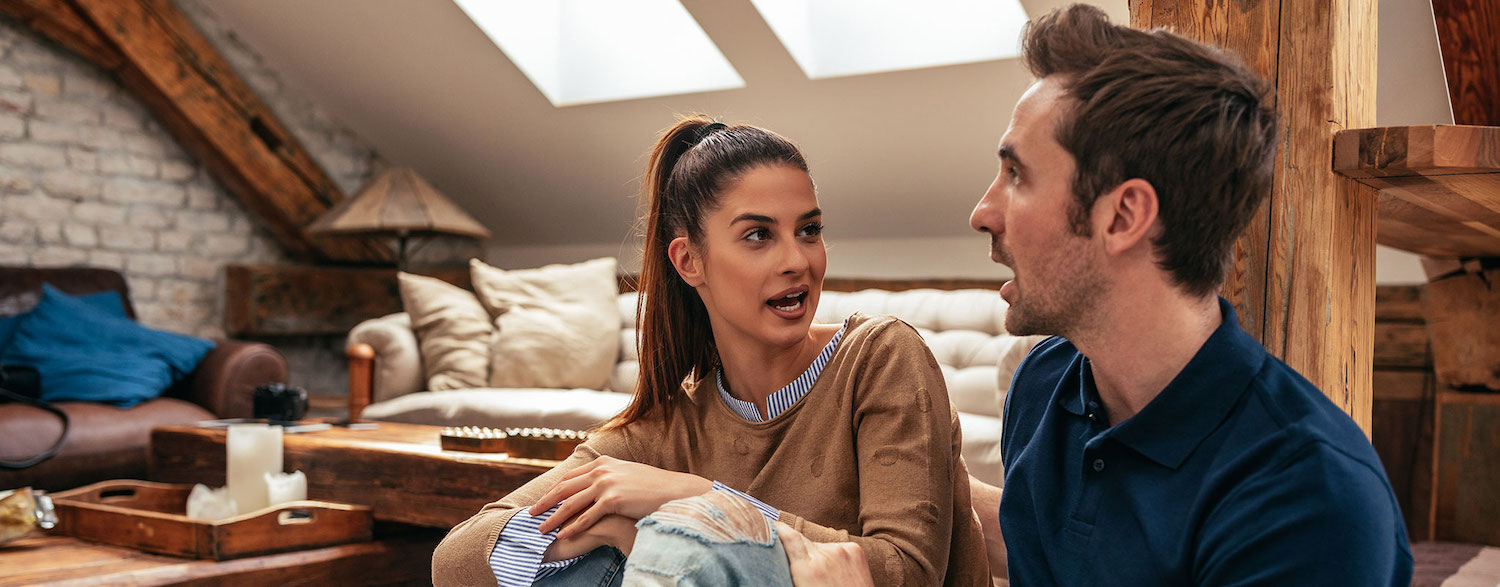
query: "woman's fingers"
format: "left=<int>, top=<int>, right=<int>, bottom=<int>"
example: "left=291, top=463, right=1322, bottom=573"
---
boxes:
left=555, top=498, right=612, bottom=541
left=529, top=473, right=591, bottom=517
left=777, top=522, right=810, bottom=560
left=536, top=483, right=600, bottom=534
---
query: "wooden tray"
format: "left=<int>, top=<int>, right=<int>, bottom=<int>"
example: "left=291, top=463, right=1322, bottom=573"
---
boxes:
left=48, top=480, right=372, bottom=560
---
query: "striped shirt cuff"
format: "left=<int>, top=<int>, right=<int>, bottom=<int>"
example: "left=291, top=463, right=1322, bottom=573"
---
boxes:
left=489, top=505, right=585, bottom=587
left=712, top=481, right=780, bottom=521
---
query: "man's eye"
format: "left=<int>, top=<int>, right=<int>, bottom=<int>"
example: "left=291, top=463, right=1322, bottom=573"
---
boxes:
left=1004, top=166, right=1021, bottom=185
left=799, top=223, right=824, bottom=238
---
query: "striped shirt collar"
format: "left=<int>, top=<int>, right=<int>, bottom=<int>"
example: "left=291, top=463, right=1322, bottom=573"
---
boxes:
left=716, top=322, right=847, bottom=423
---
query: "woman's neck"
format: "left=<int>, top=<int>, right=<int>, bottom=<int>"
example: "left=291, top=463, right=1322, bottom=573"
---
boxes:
left=716, top=323, right=840, bottom=417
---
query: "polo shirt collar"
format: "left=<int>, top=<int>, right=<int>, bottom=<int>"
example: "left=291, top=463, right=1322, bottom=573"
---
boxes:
left=1072, top=298, right=1267, bottom=469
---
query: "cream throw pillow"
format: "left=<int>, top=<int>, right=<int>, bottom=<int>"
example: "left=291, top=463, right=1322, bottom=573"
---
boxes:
left=397, top=272, right=492, bottom=391
left=470, top=257, right=621, bottom=390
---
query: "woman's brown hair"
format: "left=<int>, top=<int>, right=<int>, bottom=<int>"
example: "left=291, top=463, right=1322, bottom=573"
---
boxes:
left=601, top=115, right=808, bottom=431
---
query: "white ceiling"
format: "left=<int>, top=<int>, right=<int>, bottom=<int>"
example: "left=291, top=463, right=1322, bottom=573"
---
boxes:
left=203, top=0, right=1448, bottom=251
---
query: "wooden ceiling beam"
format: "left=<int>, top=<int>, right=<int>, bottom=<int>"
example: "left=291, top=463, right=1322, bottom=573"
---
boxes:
left=0, top=0, right=392, bottom=264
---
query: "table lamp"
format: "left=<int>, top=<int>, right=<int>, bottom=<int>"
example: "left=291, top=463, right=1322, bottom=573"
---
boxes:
left=306, top=167, right=491, bottom=269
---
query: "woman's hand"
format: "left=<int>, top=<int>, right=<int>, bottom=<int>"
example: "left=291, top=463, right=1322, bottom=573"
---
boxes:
left=529, top=456, right=713, bottom=540
left=777, top=522, right=873, bottom=587
left=541, top=514, right=639, bottom=562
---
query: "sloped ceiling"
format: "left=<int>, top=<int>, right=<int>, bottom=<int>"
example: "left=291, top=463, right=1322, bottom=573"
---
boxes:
left=205, top=0, right=1450, bottom=254
left=202, top=0, right=1123, bottom=249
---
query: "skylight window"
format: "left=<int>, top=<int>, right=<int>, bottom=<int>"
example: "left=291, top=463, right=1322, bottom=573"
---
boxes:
left=749, top=0, right=1029, bottom=79
left=454, top=0, right=744, bottom=107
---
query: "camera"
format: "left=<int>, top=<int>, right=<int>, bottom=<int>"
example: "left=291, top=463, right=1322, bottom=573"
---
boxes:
left=252, top=383, right=308, bottom=423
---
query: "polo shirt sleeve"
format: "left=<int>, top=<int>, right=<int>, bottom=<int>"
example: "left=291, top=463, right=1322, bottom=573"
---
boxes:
left=1195, top=440, right=1413, bottom=585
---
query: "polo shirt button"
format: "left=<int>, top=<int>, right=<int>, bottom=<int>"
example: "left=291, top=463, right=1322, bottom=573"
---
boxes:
left=1093, top=458, right=1105, bottom=472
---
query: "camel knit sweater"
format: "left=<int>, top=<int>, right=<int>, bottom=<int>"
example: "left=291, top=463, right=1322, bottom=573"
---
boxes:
left=431, top=313, right=990, bottom=586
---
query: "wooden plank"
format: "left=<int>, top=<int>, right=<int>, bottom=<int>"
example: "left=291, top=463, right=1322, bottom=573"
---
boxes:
left=1133, top=0, right=1378, bottom=434
left=1333, top=125, right=1500, bottom=257
left=1422, top=268, right=1500, bottom=390
left=1371, top=382, right=1436, bottom=540
left=8, top=0, right=392, bottom=263
left=1433, top=395, right=1500, bottom=546
left=1432, top=0, right=1500, bottom=127
left=223, top=264, right=468, bottom=336
left=0, top=533, right=438, bottom=586
left=1376, top=284, right=1426, bottom=322
left=149, top=423, right=551, bottom=529
left=0, top=0, right=123, bottom=69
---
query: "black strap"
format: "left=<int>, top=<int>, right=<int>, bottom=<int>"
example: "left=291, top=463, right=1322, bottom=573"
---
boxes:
left=0, top=385, right=69, bottom=469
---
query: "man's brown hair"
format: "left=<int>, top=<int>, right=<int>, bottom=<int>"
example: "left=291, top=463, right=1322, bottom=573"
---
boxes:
left=1021, top=4, right=1279, bottom=297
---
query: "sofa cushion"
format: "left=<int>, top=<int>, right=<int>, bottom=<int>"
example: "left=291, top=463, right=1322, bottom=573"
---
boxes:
left=958, top=411, right=1004, bottom=487
left=349, top=313, right=426, bottom=404
left=360, top=388, right=632, bottom=431
left=2, top=284, right=214, bottom=407
left=471, top=258, right=620, bottom=390
left=398, top=272, right=493, bottom=391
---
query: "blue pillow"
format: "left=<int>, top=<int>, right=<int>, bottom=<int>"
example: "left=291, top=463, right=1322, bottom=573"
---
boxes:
left=1, top=284, right=215, bottom=407
left=0, top=289, right=125, bottom=353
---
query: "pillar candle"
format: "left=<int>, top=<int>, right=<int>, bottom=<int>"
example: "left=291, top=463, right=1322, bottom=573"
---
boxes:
left=265, top=470, right=307, bottom=505
left=226, top=423, right=282, bottom=515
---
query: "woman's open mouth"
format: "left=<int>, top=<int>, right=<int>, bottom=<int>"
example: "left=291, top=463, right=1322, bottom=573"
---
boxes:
left=766, top=287, right=809, bottom=319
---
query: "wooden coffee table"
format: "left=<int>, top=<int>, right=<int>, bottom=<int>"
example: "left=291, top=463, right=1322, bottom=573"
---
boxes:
left=148, top=421, right=557, bottom=529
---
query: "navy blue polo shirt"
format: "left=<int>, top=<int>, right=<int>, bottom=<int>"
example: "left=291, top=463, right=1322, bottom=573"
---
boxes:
left=999, top=298, right=1412, bottom=585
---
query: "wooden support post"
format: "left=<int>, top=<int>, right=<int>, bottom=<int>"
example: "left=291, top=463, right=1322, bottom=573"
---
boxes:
left=1130, top=0, right=1378, bottom=434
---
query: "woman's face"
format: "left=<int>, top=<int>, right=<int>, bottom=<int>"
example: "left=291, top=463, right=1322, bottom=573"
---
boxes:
left=678, top=164, right=826, bottom=352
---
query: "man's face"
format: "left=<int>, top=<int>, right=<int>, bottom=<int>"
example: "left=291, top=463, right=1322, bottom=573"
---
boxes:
left=969, top=77, right=1104, bottom=337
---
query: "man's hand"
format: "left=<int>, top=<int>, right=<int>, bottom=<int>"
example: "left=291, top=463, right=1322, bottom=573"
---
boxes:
left=776, top=522, right=873, bottom=587
left=530, top=456, right=713, bottom=540
left=542, top=514, right=638, bottom=562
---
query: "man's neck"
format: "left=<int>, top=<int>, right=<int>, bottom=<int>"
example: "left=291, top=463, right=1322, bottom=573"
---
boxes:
left=1069, top=287, right=1222, bottom=427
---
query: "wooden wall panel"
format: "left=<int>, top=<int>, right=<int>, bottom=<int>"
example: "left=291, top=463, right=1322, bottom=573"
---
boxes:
left=1432, top=0, right=1500, bottom=126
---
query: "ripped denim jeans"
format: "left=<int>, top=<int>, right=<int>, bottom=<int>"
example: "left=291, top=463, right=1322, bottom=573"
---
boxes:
left=537, top=492, right=794, bottom=586
left=623, top=491, right=795, bottom=587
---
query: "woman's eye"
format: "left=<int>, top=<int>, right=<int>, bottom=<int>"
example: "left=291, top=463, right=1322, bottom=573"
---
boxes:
left=744, top=228, right=770, bottom=242
left=798, top=223, right=824, bottom=238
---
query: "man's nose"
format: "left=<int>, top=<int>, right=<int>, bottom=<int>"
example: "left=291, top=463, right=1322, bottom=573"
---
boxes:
left=971, top=186, right=1004, bottom=233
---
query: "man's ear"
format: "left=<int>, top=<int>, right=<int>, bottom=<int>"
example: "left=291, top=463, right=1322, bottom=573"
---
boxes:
left=668, top=236, right=705, bottom=287
left=1097, top=178, right=1159, bottom=256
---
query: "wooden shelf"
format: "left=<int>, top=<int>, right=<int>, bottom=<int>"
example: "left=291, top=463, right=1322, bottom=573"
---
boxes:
left=1333, top=125, right=1500, bottom=258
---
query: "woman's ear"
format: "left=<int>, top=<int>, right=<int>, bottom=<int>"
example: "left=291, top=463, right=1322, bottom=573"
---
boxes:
left=668, top=236, right=705, bottom=287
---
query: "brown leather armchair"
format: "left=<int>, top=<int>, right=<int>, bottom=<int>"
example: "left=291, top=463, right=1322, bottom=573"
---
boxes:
left=0, top=266, right=288, bottom=491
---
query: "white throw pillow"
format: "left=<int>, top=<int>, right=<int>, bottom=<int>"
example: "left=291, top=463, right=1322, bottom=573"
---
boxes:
left=397, top=272, right=493, bottom=391
left=470, top=257, right=621, bottom=390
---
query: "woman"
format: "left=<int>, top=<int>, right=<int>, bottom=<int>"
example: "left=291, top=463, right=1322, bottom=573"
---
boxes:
left=432, top=117, right=988, bottom=586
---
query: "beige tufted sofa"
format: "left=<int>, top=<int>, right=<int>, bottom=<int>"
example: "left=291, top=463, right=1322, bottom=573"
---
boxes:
left=346, top=287, right=1043, bottom=486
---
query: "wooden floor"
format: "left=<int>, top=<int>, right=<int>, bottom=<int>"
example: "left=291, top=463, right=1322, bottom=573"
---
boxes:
left=0, top=531, right=440, bottom=586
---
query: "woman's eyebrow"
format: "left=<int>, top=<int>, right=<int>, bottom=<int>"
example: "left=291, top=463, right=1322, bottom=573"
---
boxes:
left=731, top=208, right=821, bottom=225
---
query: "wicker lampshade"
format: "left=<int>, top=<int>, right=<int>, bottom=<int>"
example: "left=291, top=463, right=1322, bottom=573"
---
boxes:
left=307, top=167, right=491, bottom=240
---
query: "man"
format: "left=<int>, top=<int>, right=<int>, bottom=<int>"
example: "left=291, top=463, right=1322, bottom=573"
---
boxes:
left=959, top=4, right=1413, bottom=585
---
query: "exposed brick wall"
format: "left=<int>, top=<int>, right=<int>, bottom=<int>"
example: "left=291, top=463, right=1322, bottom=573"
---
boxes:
left=0, top=0, right=410, bottom=400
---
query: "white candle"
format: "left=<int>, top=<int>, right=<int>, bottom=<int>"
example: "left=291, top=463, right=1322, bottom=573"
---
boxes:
left=186, top=483, right=238, bottom=521
left=265, top=470, right=307, bottom=505
left=226, top=423, right=282, bottom=515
